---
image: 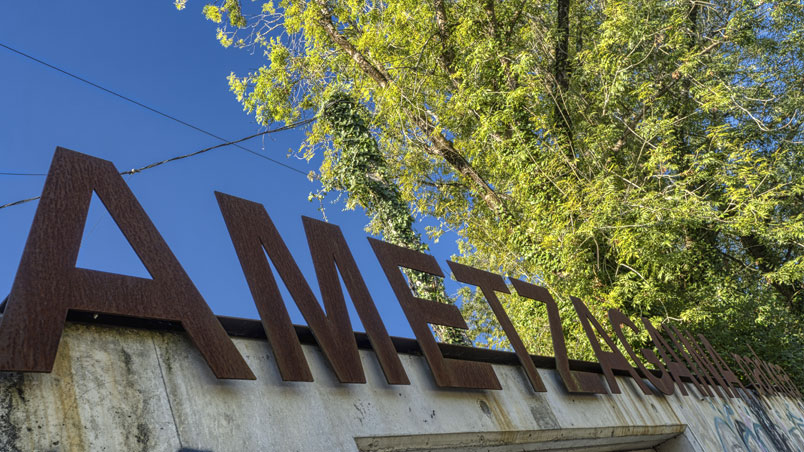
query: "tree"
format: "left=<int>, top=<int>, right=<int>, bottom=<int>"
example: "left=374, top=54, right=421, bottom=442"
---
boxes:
left=182, top=0, right=804, bottom=387
left=318, top=92, right=470, bottom=344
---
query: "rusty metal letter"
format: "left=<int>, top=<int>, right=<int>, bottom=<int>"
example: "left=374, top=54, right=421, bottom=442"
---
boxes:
left=447, top=262, right=546, bottom=392
left=641, top=318, right=704, bottom=397
left=760, top=357, right=793, bottom=397
left=663, top=325, right=723, bottom=398
left=662, top=325, right=717, bottom=397
left=572, top=298, right=652, bottom=395
left=0, top=148, right=254, bottom=379
left=369, top=239, right=501, bottom=389
left=771, top=363, right=801, bottom=399
left=749, top=356, right=778, bottom=396
left=732, top=353, right=769, bottom=396
left=217, top=192, right=408, bottom=384
left=303, top=216, right=409, bottom=385
left=509, top=278, right=607, bottom=394
left=697, top=334, right=746, bottom=399
left=747, top=349, right=783, bottom=396
left=608, top=309, right=674, bottom=395
left=681, top=330, right=733, bottom=398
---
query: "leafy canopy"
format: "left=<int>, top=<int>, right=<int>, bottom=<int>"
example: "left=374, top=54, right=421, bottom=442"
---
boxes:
left=185, top=0, right=804, bottom=387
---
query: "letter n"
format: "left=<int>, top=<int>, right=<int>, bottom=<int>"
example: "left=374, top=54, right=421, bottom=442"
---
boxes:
left=0, top=148, right=254, bottom=379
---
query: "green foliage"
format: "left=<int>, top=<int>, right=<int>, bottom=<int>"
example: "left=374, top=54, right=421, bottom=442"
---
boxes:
left=319, top=92, right=470, bottom=344
left=188, top=0, right=804, bottom=388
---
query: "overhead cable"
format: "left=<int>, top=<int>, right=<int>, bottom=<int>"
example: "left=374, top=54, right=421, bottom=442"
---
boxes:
left=0, top=118, right=315, bottom=211
left=0, top=41, right=309, bottom=175
left=0, top=172, right=48, bottom=176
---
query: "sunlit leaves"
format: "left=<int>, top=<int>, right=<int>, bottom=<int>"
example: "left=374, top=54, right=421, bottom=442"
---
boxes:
left=185, top=0, right=804, bottom=387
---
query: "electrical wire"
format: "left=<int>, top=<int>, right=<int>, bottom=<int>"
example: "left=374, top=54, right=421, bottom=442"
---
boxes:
left=0, top=172, right=47, bottom=176
left=0, top=41, right=322, bottom=211
left=0, top=196, right=42, bottom=210
left=0, top=117, right=315, bottom=211
left=119, top=118, right=314, bottom=176
left=0, top=41, right=310, bottom=175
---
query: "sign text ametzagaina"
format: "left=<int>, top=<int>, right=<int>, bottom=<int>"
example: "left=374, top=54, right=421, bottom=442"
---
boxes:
left=1, top=148, right=799, bottom=401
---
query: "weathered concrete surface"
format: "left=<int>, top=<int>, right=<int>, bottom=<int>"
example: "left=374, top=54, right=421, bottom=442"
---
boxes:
left=1, top=321, right=803, bottom=452
left=0, top=323, right=180, bottom=452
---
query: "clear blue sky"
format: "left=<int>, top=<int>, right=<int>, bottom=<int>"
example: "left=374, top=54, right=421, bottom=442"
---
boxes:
left=0, top=1, right=465, bottom=338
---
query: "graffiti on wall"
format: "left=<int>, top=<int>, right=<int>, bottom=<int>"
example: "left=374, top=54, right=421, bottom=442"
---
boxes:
left=709, top=394, right=804, bottom=451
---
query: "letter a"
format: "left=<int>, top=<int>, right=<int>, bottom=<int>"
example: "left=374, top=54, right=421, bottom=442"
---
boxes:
left=0, top=148, right=254, bottom=379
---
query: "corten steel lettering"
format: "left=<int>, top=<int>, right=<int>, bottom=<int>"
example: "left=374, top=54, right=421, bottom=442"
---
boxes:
left=747, top=347, right=785, bottom=396
left=4, top=148, right=800, bottom=400
left=758, top=353, right=795, bottom=397
left=681, top=329, right=733, bottom=398
left=572, top=298, right=653, bottom=395
left=748, top=354, right=778, bottom=396
left=509, top=278, right=607, bottom=394
left=665, top=325, right=724, bottom=398
left=773, top=363, right=801, bottom=398
left=764, top=361, right=788, bottom=395
left=0, top=148, right=254, bottom=379
left=733, top=353, right=770, bottom=396
left=686, top=331, right=737, bottom=399
left=775, top=364, right=801, bottom=398
left=779, top=367, right=799, bottom=398
left=369, top=238, right=501, bottom=390
left=757, top=358, right=786, bottom=396
left=216, top=192, right=408, bottom=384
left=765, top=362, right=790, bottom=397
left=447, top=261, right=546, bottom=392
left=745, top=355, right=773, bottom=396
left=697, top=334, right=747, bottom=398
left=663, top=325, right=717, bottom=397
left=756, top=358, right=782, bottom=395
left=666, top=328, right=723, bottom=398
left=608, top=309, right=674, bottom=395
left=641, top=318, right=704, bottom=397
left=773, top=365, right=798, bottom=398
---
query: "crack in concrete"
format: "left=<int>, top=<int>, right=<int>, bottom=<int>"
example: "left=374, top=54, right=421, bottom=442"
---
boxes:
left=152, top=337, right=184, bottom=450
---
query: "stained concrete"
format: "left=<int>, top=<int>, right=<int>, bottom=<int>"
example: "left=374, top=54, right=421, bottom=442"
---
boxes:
left=0, top=324, right=180, bottom=452
left=0, top=321, right=803, bottom=452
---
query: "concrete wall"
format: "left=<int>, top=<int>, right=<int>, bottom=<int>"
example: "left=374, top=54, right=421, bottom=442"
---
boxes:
left=1, top=321, right=803, bottom=452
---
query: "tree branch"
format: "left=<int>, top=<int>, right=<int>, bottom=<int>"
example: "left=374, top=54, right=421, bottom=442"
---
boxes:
left=314, top=2, right=506, bottom=213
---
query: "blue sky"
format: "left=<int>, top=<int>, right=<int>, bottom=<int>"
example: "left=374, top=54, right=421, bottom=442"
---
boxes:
left=0, top=1, right=466, bottom=338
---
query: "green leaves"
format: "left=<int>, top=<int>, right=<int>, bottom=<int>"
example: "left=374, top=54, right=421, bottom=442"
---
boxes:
left=202, top=5, right=222, bottom=23
left=186, top=0, right=804, bottom=387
